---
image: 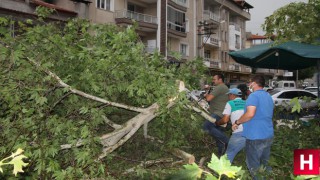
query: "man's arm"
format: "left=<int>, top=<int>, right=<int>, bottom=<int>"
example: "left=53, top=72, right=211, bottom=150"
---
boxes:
left=232, top=106, right=256, bottom=130
left=215, top=114, right=230, bottom=126
left=205, top=93, right=214, bottom=102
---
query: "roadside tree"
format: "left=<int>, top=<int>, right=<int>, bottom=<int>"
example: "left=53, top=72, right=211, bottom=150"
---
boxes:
left=0, top=8, right=211, bottom=179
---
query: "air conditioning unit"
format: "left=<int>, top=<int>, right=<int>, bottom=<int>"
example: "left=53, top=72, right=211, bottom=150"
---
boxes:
left=229, top=64, right=235, bottom=70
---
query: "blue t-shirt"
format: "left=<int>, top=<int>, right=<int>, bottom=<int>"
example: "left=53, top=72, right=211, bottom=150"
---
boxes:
left=243, top=90, right=274, bottom=140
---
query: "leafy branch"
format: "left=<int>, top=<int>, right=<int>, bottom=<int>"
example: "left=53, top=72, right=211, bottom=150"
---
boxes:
left=0, top=148, right=28, bottom=176
left=166, top=153, right=242, bottom=180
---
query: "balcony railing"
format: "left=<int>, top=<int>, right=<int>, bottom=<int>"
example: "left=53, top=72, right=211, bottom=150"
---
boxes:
left=167, top=21, right=186, bottom=33
left=203, top=36, right=219, bottom=46
left=229, top=65, right=235, bottom=70
left=203, top=10, right=220, bottom=23
left=256, top=68, right=275, bottom=73
left=171, top=0, right=188, bottom=8
left=234, top=64, right=241, bottom=71
left=115, top=10, right=158, bottom=24
left=204, top=58, right=221, bottom=69
left=229, top=64, right=241, bottom=71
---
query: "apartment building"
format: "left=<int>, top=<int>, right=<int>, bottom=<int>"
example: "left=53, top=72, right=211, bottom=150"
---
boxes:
left=0, top=0, right=254, bottom=83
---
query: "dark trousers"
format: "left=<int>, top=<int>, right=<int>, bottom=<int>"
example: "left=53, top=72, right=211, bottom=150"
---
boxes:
left=203, top=114, right=229, bottom=157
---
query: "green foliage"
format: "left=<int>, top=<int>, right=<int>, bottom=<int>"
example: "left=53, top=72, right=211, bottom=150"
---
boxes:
left=0, top=148, right=28, bottom=176
left=263, top=0, right=320, bottom=44
left=271, top=119, right=320, bottom=179
left=0, top=11, right=206, bottom=179
left=294, top=67, right=316, bottom=81
left=166, top=154, right=242, bottom=180
left=292, top=175, right=320, bottom=180
left=207, top=154, right=241, bottom=179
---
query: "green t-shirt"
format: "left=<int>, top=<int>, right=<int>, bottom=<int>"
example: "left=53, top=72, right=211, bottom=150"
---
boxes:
left=209, top=84, right=229, bottom=117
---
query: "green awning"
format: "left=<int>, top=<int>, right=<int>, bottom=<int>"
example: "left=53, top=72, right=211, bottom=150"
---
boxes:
left=229, top=41, right=320, bottom=70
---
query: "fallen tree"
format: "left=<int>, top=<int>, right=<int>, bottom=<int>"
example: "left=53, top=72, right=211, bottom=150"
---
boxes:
left=0, top=11, right=212, bottom=179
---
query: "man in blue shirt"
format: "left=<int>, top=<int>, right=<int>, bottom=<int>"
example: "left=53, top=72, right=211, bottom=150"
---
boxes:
left=232, top=75, right=274, bottom=180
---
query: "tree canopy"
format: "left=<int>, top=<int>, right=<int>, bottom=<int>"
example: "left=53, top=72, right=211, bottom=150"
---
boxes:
left=263, top=0, right=320, bottom=79
left=263, top=0, right=320, bottom=44
left=0, top=8, right=210, bottom=179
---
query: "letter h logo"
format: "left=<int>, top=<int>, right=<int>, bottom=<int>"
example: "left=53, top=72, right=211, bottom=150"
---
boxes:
left=294, top=149, right=320, bottom=175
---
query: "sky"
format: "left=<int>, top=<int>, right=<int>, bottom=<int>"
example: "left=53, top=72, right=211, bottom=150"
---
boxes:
left=245, top=0, right=308, bottom=35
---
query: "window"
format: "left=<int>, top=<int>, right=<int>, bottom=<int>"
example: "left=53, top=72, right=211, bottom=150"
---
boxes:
left=167, top=6, right=186, bottom=32
left=225, top=52, right=228, bottom=62
left=278, top=91, right=299, bottom=99
left=221, top=51, right=224, bottom=62
left=178, top=0, right=187, bottom=3
left=128, top=3, right=135, bottom=12
left=299, top=91, right=317, bottom=99
left=180, top=44, right=188, bottom=56
left=96, top=0, right=114, bottom=11
left=204, top=50, right=211, bottom=59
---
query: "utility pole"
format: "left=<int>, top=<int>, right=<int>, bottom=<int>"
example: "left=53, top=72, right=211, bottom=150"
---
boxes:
left=197, top=21, right=216, bottom=57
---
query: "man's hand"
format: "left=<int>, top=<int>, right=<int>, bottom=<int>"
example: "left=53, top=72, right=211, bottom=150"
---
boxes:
left=232, top=123, right=239, bottom=131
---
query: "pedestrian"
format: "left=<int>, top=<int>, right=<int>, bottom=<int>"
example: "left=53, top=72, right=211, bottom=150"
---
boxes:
left=215, top=88, right=246, bottom=163
left=203, top=74, right=229, bottom=157
left=232, top=75, right=274, bottom=179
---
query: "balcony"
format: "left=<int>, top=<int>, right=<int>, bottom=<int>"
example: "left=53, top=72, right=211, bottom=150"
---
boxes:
left=229, top=64, right=241, bottom=71
left=115, top=10, right=158, bottom=31
left=203, top=36, right=219, bottom=47
left=0, top=0, right=77, bottom=21
left=167, top=21, right=187, bottom=38
left=204, top=58, right=221, bottom=69
left=256, top=68, right=275, bottom=74
left=245, top=67, right=252, bottom=73
left=171, top=0, right=188, bottom=8
left=115, top=10, right=157, bottom=24
left=203, top=10, right=220, bottom=24
left=234, top=64, right=241, bottom=71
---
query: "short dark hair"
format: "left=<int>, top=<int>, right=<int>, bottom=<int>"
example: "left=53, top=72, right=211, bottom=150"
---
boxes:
left=252, top=75, right=265, bottom=87
left=214, top=74, right=225, bottom=82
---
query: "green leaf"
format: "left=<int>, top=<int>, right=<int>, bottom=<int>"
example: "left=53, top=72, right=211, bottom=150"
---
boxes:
left=36, top=96, right=47, bottom=105
left=9, top=154, right=29, bottom=176
left=166, top=163, right=203, bottom=180
left=183, top=163, right=203, bottom=179
left=205, top=174, right=218, bottom=180
left=79, top=107, right=88, bottom=114
left=207, top=154, right=241, bottom=179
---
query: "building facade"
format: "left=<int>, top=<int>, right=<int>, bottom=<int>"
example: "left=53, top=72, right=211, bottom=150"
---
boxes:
left=0, top=0, right=255, bottom=83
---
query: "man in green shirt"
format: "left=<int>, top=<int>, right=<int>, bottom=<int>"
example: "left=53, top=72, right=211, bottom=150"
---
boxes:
left=204, top=74, right=229, bottom=157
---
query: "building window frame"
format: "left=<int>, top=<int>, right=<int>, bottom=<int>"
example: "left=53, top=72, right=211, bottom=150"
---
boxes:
left=180, top=43, right=189, bottom=57
left=96, top=0, right=114, bottom=11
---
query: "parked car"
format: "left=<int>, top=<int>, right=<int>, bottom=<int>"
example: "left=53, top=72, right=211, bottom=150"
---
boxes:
left=269, top=89, right=318, bottom=109
left=304, top=87, right=319, bottom=96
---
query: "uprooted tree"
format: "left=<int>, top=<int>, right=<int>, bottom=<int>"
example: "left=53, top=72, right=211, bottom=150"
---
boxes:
left=0, top=9, right=215, bottom=179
